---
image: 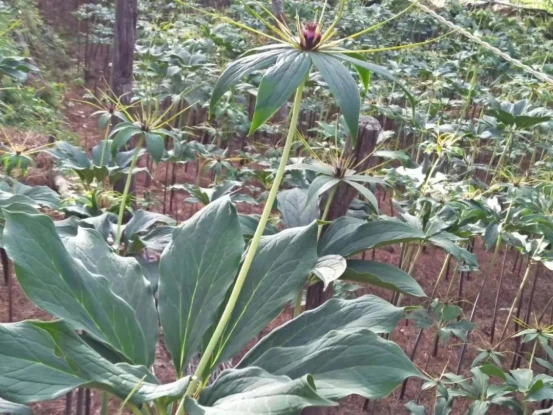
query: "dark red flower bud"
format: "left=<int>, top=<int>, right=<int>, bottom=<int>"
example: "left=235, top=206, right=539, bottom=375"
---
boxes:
left=301, top=22, right=321, bottom=50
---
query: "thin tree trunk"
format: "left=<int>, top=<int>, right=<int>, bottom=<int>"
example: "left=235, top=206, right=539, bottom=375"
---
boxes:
left=1, top=248, right=12, bottom=322
left=272, top=0, right=284, bottom=21
left=110, top=0, right=138, bottom=193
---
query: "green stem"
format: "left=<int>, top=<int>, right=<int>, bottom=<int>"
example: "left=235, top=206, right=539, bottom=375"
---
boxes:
left=155, top=401, right=167, bottom=415
left=397, top=245, right=423, bottom=308
left=142, top=404, right=152, bottom=415
left=500, top=260, right=534, bottom=341
left=99, top=125, right=111, bottom=169
left=421, top=155, right=441, bottom=193
left=430, top=253, right=451, bottom=300
left=492, top=130, right=514, bottom=183
left=293, top=289, right=303, bottom=318
left=529, top=339, right=538, bottom=369
left=127, top=403, right=143, bottom=415
left=317, top=185, right=338, bottom=239
left=175, top=81, right=306, bottom=415
left=115, top=135, right=144, bottom=251
left=100, top=393, right=109, bottom=415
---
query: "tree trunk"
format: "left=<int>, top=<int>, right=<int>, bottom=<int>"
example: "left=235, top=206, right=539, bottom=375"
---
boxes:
left=110, top=0, right=137, bottom=193
left=272, top=0, right=284, bottom=21
left=110, top=0, right=137, bottom=103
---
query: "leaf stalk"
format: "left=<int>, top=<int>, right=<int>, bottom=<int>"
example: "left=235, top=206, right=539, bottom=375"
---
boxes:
left=115, top=134, right=145, bottom=251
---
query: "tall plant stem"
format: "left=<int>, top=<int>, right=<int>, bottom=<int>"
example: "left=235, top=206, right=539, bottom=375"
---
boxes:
left=492, top=130, right=514, bottom=183
left=98, top=125, right=111, bottom=170
left=100, top=393, right=108, bottom=415
left=456, top=239, right=502, bottom=374
left=430, top=253, right=452, bottom=300
left=176, top=82, right=306, bottom=414
left=490, top=247, right=509, bottom=344
left=317, top=185, right=338, bottom=239
left=400, top=251, right=450, bottom=399
left=155, top=401, right=167, bottom=415
left=293, top=290, right=303, bottom=318
left=395, top=245, right=422, bottom=308
left=500, top=260, right=534, bottom=341
left=115, top=135, right=145, bottom=251
left=516, top=266, right=540, bottom=369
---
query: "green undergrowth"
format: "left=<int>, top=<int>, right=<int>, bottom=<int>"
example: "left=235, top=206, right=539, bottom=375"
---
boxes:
left=0, top=0, right=76, bottom=139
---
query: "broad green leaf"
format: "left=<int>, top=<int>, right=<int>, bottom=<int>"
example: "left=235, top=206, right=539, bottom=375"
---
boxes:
left=91, top=139, right=113, bottom=167
left=81, top=212, right=117, bottom=240
left=285, top=163, right=334, bottom=176
left=479, top=364, right=507, bottom=381
left=210, top=49, right=285, bottom=113
left=145, top=133, right=165, bottom=163
left=429, top=235, right=479, bottom=268
left=340, top=51, right=371, bottom=94
left=312, top=255, right=347, bottom=290
left=10, top=181, right=60, bottom=209
left=159, top=198, right=245, bottom=373
left=181, top=181, right=243, bottom=206
left=210, top=223, right=318, bottom=369
left=405, top=401, right=427, bottom=415
left=337, top=54, right=416, bottom=113
left=185, top=367, right=334, bottom=414
left=48, top=141, right=91, bottom=175
left=136, top=257, right=160, bottom=293
left=319, top=217, right=426, bottom=257
left=514, top=115, right=552, bottom=129
left=240, top=295, right=406, bottom=367
left=311, top=53, right=360, bottom=142
left=61, top=228, right=158, bottom=366
left=344, top=174, right=384, bottom=185
left=373, top=150, right=415, bottom=167
left=124, top=209, right=175, bottom=242
left=243, top=328, right=423, bottom=400
left=344, top=179, right=379, bottom=213
left=98, top=112, right=111, bottom=129
left=238, top=214, right=278, bottom=239
left=110, top=125, right=141, bottom=156
left=307, top=175, right=340, bottom=206
left=0, top=398, right=31, bottom=415
left=127, top=225, right=174, bottom=255
left=342, top=260, right=426, bottom=297
left=277, top=187, right=319, bottom=228
left=250, top=50, right=312, bottom=134
left=0, top=191, right=39, bottom=209
left=536, top=357, right=553, bottom=373
left=0, top=321, right=85, bottom=403
left=483, top=223, right=499, bottom=251
left=441, top=320, right=476, bottom=342
left=35, top=321, right=190, bottom=404
left=3, top=211, right=150, bottom=366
